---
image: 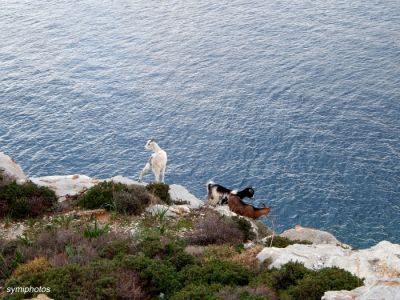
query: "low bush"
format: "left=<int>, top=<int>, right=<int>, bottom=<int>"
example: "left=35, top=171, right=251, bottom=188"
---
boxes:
left=229, top=245, right=264, bottom=271
left=170, top=283, right=222, bottom=300
left=0, top=181, right=57, bottom=219
left=232, top=216, right=256, bottom=241
left=0, top=239, right=24, bottom=285
left=280, top=266, right=363, bottom=300
left=99, top=240, right=130, bottom=260
left=146, top=182, right=171, bottom=205
left=263, top=236, right=312, bottom=248
left=217, top=286, right=277, bottom=300
left=5, top=259, right=148, bottom=300
left=203, top=245, right=238, bottom=260
left=113, top=184, right=154, bottom=215
left=19, top=227, right=136, bottom=267
left=122, top=255, right=183, bottom=296
left=12, top=257, right=50, bottom=278
left=186, top=212, right=244, bottom=245
left=79, top=182, right=153, bottom=215
left=261, top=261, right=312, bottom=291
left=78, top=181, right=126, bottom=210
left=115, top=269, right=150, bottom=300
left=137, top=230, right=194, bottom=270
left=182, top=259, right=251, bottom=287
left=252, top=262, right=363, bottom=300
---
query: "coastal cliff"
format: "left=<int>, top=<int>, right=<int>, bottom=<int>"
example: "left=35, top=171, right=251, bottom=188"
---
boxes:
left=1, top=152, right=399, bottom=300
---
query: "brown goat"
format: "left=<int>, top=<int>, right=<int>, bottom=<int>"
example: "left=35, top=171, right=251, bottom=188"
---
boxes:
left=228, top=192, right=271, bottom=219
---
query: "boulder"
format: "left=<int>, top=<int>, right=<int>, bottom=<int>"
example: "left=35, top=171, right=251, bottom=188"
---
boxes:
left=30, top=175, right=99, bottom=199
left=169, top=184, right=204, bottom=208
left=257, top=241, right=400, bottom=285
left=0, top=151, right=27, bottom=184
left=280, top=224, right=349, bottom=247
left=322, top=279, right=400, bottom=300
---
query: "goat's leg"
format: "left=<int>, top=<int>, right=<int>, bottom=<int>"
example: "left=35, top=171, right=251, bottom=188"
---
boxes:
left=139, top=161, right=152, bottom=182
left=152, top=166, right=161, bottom=182
left=160, top=166, right=166, bottom=183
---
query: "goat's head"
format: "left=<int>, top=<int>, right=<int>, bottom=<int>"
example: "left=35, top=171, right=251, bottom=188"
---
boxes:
left=144, top=138, right=156, bottom=151
left=245, top=187, right=255, bottom=198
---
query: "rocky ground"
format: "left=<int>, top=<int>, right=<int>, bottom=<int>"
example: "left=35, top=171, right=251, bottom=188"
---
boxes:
left=1, top=151, right=400, bottom=299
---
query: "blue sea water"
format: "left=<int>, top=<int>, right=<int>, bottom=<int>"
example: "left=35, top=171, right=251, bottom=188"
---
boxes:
left=1, top=0, right=399, bottom=248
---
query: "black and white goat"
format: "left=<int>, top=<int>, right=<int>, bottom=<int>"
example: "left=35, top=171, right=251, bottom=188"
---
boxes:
left=139, top=139, right=167, bottom=183
left=207, top=181, right=254, bottom=206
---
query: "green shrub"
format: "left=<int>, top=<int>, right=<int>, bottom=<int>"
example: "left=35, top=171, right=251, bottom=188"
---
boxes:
left=137, top=230, right=164, bottom=258
left=18, top=227, right=135, bottom=267
left=281, top=267, right=363, bottom=300
left=232, top=217, right=255, bottom=241
left=137, top=230, right=194, bottom=270
left=186, top=212, right=244, bottom=245
left=5, top=259, right=147, bottom=300
left=263, top=236, right=312, bottom=248
left=171, top=283, right=222, bottom=300
left=182, top=259, right=251, bottom=287
left=252, top=262, right=363, bottom=300
left=163, top=241, right=196, bottom=271
left=0, top=181, right=57, bottom=219
left=99, top=240, right=130, bottom=259
left=78, top=181, right=126, bottom=210
left=79, top=182, right=153, bottom=214
left=146, top=182, right=171, bottom=205
left=122, top=255, right=183, bottom=296
left=0, top=240, right=25, bottom=285
left=217, top=286, right=277, bottom=300
left=267, top=262, right=312, bottom=291
left=113, top=185, right=153, bottom=215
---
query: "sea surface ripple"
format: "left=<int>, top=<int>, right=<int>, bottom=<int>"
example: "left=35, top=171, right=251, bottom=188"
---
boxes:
left=1, top=0, right=399, bottom=248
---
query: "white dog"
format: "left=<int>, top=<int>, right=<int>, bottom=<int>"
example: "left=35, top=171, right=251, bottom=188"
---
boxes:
left=139, top=139, right=167, bottom=183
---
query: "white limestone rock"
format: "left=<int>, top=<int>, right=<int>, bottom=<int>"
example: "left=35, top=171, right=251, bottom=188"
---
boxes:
left=0, top=151, right=28, bottom=184
left=30, top=175, right=99, bottom=199
left=322, top=279, right=400, bottom=300
left=257, top=241, right=400, bottom=285
left=169, top=184, right=204, bottom=208
left=280, top=224, right=349, bottom=247
left=106, top=175, right=145, bottom=186
left=0, top=223, right=25, bottom=240
left=213, top=205, right=238, bottom=217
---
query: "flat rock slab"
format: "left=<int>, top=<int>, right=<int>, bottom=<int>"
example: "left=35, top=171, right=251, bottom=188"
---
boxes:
left=105, top=175, right=145, bottom=186
left=280, top=224, right=348, bottom=247
left=30, top=175, right=99, bottom=198
left=169, top=184, right=204, bottom=208
left=322, top=279, right=400, bottom=300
